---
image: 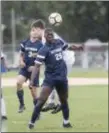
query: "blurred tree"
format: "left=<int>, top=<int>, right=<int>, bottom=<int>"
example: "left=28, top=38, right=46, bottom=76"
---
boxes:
left=1, top=1, right=108, bottom=44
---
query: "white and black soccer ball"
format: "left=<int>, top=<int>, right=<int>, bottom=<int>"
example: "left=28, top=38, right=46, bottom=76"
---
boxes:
left=48, top=12, right=62, bottom=26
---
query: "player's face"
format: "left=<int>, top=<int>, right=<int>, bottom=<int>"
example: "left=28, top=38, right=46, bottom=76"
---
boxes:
left=44, top=31, right=54, bottom=43
left=30, top=27, right=43, bottom=39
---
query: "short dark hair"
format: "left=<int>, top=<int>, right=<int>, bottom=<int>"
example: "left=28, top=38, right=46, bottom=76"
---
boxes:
left=31, top=19, right=45, bottom=29
left=44, top=28, right=53, bottom=34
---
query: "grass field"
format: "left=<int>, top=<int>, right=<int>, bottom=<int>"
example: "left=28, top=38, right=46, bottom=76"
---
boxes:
left=3, top=68, right=108, bottom=78
left=2, top=85, right=108, bottom=132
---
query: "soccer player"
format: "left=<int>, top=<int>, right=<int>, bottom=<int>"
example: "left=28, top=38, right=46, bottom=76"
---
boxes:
left=16, top=20, right=45, bottom=113
left=41, top=39, right=82, bottom=114
left=28, top=28, right=72, bottom=129
left=41, top=35, right=76, bottom=114
left=41, top=28, right=69, bottom=114
left=1, top=52, right=7, bottom=120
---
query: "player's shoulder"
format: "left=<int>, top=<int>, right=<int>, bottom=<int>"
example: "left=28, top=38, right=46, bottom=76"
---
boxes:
left=20, top=38, right=29, bottom=47
left=36, top=40, right=43, bottom=46
left=21, top=38, right=29, bottom=44
left=54, top=39, right=63, bottom=44
left=39, top=45, right=49, bottom=52
left=41, top=45, right=48, bottom=50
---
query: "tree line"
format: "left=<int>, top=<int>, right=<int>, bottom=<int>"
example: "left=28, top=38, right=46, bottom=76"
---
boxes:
left=1, top=1, right=108, bottom=45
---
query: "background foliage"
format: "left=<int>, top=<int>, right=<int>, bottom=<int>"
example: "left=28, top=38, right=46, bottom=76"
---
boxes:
left=1, top=1, right=108, bottom=44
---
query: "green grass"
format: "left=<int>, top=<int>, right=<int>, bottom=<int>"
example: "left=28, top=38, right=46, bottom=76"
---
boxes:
left=3, top=68, right=108, bottom=78
left=3, top=85, right=108, bottom=132
left=68, top=68, right=108, bottom=78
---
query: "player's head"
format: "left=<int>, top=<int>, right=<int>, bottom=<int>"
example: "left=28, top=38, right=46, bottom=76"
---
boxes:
left=44, top=28, right=54, bottom=43
left=30, top=19, right=45, bottom=39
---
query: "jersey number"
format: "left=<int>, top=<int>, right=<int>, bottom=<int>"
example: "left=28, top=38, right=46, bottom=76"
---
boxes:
left=28, top=51, right=33, bottom=57
left=28, top=51, right=37, bottom=57
left=55, top=53, right=62, bottom=61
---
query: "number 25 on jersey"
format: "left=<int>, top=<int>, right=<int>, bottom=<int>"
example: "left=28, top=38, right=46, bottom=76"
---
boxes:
left=55, top=53, right=62, bottom=61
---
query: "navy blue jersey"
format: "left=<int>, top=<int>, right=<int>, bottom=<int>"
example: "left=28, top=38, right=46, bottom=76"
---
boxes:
left=35, top=39, right=67, bottom=80
left=20, top=39, right=43, bottom=68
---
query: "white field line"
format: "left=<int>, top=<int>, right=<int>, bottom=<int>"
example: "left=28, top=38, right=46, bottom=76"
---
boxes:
left=1, top=78, right=108, bottom=87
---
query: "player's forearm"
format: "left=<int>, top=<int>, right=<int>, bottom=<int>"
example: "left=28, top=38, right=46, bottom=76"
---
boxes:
left=68, top=45, right=83, bottom=50
left=63, top=44, right=83, bottom=51
left=30, top=64, right=40, bottom=86
left=19, top=53, right=24, bottom=63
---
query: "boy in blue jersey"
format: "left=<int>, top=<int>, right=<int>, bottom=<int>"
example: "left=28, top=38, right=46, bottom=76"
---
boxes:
left=29, top=28, right=72, bottom=129
left=41, top=28, right=69, bottom=114
left=16, top=20, right=45, bottom=113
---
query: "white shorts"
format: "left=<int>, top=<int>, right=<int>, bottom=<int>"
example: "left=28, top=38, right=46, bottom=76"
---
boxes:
left=63, top=50, right=75, bottom=73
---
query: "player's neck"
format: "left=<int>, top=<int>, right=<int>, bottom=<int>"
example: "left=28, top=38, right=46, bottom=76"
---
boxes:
left=30, top=37, right=38, bottom=43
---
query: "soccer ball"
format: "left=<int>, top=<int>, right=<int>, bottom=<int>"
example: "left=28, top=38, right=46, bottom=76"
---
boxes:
left=48, top=12, right=62, bottom=26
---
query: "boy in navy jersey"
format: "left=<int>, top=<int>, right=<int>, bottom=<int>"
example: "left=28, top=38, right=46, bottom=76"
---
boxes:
left=29, top=28, right=72, bottom=129
left=16, top=20, right=45, bottom=113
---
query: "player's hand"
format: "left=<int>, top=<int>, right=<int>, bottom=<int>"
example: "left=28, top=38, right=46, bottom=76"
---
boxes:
left=69, top=45, right=83, bottom=50
left=20, top=61, right=26, bottom=68
left=29, top=81, right=34, bottom=89
left=28, top=66, right=34, bottom=72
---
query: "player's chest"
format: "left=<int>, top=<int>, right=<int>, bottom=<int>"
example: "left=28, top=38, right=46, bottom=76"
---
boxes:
left=25, top=44, right=40, bottom=58
left=48, top=46, right=63, bottom=61
left=49, top=45, right=62, bottom=54
left=25, top=44, right=39, bottom=53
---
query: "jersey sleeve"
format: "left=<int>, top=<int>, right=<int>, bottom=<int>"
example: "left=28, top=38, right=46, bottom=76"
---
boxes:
left=20, top=40, right=27, bottom=53
left=54, top=32, right=68, bottom=50
left=20, top=42, right=25, bottom=53
left=35, top=46, right=48, bottom=65
left=58, top=39, right=68, bottom=50
left=39, top=42, right=44, bottom=50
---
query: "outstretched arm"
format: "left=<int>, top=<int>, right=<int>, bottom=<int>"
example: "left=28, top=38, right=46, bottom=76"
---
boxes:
left=68, top=45, right=84, bottom=51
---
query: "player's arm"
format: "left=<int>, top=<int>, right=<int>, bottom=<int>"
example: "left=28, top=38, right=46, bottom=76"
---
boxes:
left=58, top=38, right=83, bottom=51
left=19, top=51, right=24, bottom=63
left=53, top=32, right=68, bottom=51
left=61, top=42, right=83, bottom=51
left=30, top=46, right=48, bottom=87
left=68, top=44, right=83, bottom=51
left=19, top=43, right=26, bottom=68
left=58, top=39, right=68, bottom=51
left=29, top=63, right=41, bottom=88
